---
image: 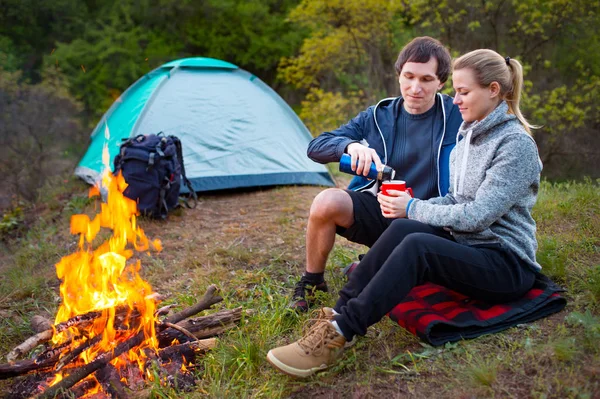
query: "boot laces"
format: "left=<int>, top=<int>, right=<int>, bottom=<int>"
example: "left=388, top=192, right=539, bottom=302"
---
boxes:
left=297, top=319, right=342, bottom=356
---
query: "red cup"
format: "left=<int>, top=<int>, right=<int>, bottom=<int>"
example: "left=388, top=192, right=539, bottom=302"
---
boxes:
left=381, top=180, right=413, bottom=197
left=381, top=180, right=413, bottom=215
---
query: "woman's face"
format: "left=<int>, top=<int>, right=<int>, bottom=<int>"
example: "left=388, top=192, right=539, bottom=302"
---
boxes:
left=452, top=68, right=500, bottom=123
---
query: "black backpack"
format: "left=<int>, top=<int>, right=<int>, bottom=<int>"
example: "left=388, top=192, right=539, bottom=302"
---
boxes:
left=113, top=134, right=197, bottom=219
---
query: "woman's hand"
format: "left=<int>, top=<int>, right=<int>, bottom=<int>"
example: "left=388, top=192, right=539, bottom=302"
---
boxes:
left=377, top=190, right=413, bottom=218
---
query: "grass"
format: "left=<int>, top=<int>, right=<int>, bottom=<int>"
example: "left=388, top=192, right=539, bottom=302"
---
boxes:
left=0, top=177, right=598, bottom=398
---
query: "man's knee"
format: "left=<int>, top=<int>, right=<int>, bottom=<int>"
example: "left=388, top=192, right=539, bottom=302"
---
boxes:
left=310, top=189, right=353, bottom=225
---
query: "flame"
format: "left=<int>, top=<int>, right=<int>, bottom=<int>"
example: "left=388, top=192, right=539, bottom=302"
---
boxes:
left=50, top=142, right=162, bottom=385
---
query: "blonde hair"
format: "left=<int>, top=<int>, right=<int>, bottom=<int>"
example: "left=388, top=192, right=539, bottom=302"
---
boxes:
left=453, top=49, right=535, bottom=134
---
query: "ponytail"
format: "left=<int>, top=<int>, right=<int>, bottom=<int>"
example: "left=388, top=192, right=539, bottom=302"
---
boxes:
left=505, top=58, right=536, bottom=134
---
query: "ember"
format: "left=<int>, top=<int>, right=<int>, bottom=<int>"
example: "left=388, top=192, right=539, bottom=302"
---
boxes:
left=1, top=146, right=241, bottom=398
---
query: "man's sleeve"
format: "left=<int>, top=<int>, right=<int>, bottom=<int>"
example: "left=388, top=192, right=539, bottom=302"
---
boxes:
left=307, top=107, right=373, bottom=164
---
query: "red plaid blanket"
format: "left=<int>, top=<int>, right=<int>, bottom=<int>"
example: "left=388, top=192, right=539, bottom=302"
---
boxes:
left=344, top=263, right=566, bottom=346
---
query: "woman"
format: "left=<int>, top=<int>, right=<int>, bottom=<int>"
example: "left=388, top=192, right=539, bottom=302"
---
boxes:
left=267, top=49, right=542, bottom=378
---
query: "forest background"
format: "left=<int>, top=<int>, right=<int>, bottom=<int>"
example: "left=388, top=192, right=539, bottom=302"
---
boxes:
left=0, top=0, right=599, bottom=208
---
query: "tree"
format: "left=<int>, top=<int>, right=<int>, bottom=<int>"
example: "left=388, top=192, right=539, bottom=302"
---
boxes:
left=278, top=0, right=410, bottom=135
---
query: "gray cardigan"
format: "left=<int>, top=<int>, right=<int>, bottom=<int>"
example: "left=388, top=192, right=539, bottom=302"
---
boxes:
left=408, top=102, right=542, bottom=271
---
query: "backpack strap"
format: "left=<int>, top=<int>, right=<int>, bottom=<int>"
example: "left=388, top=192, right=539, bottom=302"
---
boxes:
left=172, top=136, right=198, bottom=209
left=157, top=177, right=171, bottom=220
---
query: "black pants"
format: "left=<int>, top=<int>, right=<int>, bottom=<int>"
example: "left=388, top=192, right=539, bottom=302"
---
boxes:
left=333, top=219, right=536, bottom=340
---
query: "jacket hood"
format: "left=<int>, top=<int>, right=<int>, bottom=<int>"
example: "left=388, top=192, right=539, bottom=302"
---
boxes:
left=453, top=101, right=519, bottom=197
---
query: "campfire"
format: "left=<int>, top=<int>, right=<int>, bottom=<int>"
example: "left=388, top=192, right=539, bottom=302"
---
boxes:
left=1, top=164, right=241, bottom=398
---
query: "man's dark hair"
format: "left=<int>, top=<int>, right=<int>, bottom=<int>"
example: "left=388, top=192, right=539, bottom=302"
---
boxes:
left=394, top=36, right=451, bottom=84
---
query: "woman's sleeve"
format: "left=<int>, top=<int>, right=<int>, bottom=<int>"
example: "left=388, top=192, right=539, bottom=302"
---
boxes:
left=407, top=134, right=541, bottom=232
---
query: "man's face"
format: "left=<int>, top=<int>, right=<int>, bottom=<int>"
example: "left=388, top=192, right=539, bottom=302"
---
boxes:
left=398, top=57, right=444, bottom=114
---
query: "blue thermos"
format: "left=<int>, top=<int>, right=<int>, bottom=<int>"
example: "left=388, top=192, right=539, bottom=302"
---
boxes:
left=339, top=153, right=396, bottom=180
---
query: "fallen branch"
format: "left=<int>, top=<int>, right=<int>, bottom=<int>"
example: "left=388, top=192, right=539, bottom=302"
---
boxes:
left=163, top=284, right=221, bottom=325
left=158, top=307, right=242, bottom=346
left=162, top=322, right=198, bottom=342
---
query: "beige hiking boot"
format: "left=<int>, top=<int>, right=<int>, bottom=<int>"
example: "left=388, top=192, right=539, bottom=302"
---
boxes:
left=316, top=307, right=334, bottom=321
left=315, top=307, right=357, bottom=348
left=266, top=315, right=346, bottom=378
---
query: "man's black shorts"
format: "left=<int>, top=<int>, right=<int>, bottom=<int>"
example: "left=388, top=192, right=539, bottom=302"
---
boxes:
left=336, top=189, right=394, bottom=248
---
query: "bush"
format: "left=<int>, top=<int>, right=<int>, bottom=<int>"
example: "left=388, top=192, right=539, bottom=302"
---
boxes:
left=0, top=68, right=85, bottom=205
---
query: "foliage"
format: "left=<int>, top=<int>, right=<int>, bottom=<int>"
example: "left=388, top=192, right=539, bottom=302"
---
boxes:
left=0, top=67, right=84, bottom=202
left=44, top=2, right=179, bottom=119
left=0, top=205, right=23, bottom=239
left=280, top=0, right=407, bottom=97
left=404, top=0, right=600, bottom=177
left=0, top=36, right=21, bottom=72
left=278, top=0, right=413, bottom=133
left=181, top=0, right=305, bottom=84
left=0, top=0, right=91, bottom=80
left=299, top=88, right=364, bottom=136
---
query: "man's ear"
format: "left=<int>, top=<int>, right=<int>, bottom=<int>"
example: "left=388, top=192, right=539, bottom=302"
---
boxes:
left=489, top=81, right=501, bottom=98
left=437, top=81, right=445, bottom=91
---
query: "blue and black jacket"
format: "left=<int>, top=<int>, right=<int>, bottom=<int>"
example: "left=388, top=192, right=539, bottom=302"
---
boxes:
left=307, top=93, right=463, bottom=197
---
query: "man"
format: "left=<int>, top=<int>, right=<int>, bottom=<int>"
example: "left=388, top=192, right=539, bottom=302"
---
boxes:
left=290, top=36, right=463, bottom=311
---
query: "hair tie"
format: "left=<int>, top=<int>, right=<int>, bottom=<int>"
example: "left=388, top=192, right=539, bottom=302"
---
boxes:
left=505, top=56, right=511, bottom=66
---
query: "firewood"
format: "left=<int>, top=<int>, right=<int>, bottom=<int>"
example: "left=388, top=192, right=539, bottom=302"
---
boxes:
left=31, top=316, right=52, bottom=333
left=0, top=351, right=60, bottom=380
left=59, top=378, right=98, bottom=398
left=163, top=284, right=222, bottom=325
left=35, top=330, right=146, bottom=399
left=96, top=363, right=128, bottom=399
left=157, top=307, right=242, bottom=346
left=35, top=285, right=222, bottom=398
left=55, top=335, right=102, bottom=371
left=157, top=338, right=217, bottom=363
left=5, top=330, right=53, bottom=363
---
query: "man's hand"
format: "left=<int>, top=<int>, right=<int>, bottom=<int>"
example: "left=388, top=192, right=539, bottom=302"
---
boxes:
left=377, top=190, right=412, bottom=218
left=346, top=143, right=383, bottom=177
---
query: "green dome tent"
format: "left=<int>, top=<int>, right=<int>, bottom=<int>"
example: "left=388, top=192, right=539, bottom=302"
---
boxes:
left=75, top=57, right=334, bottom=192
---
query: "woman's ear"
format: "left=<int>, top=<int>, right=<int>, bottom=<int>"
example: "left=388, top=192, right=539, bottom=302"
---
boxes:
left=489, top=81, right=501, bottom=98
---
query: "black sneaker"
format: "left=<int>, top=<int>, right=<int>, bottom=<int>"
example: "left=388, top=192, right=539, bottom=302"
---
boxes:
left=290, top=276, right=328, bottom=312
left=342, top=261, right=359, bottom=279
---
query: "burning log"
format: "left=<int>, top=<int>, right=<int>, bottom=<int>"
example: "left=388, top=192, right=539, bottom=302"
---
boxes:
left=55, top=335, right=103, bottom=371
left=156, top=338, right=217, bottom=362
left=0, top=353, right=59, bottom=380
left=95, top=363, right=128, bottom=399
left=34, top=285, right=223, bottom=399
